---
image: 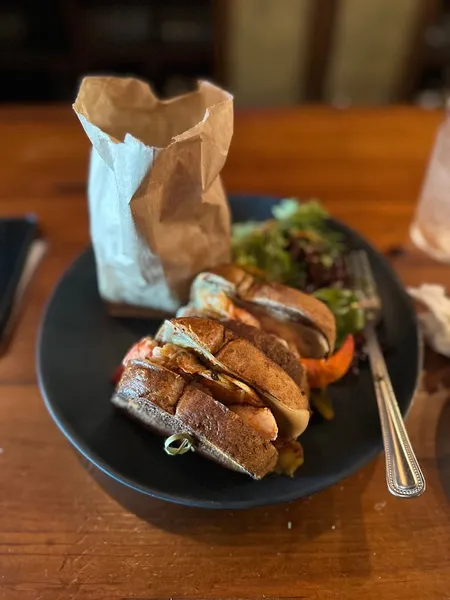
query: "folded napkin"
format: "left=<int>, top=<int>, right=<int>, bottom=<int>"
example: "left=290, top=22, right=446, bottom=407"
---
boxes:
left=408, top=284, right=450, bottom=357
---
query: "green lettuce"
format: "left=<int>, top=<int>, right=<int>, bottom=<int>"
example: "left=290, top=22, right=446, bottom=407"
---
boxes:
left=231, top=221, right=305, bottom=286
left=313, top=287, right=365, bottom=346
left=231, top=199, right=339, bottom=286
left=272, top=198, right=328, bottom=228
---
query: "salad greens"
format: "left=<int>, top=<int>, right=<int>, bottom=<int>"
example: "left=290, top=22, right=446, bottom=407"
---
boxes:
left=232, top=199, right=343, bottom=285
left=313, top=287, right=365, bottom=347
left=272, top=199, right=341, bottom=250
left=231, top=198, right=365, bottom=344
left=232, top=220, right=306, bottom=287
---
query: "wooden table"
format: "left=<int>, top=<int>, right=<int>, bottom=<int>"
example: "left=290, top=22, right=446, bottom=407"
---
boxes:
left=1, top=106, right=449, bottom=600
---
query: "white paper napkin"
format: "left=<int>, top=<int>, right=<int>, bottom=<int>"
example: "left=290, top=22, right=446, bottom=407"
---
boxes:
left=408, top=284, right=450, bottom=357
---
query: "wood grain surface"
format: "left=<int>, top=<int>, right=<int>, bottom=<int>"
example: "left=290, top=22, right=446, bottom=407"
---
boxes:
left=1, top=106, right=450, bottom=600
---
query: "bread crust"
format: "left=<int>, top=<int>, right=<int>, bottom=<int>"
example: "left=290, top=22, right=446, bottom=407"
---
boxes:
left=247, top=280, right=336, bottom=354
left=176, top=386, right=278, bottom=478
left=117, top=360, right=186, bottom=414
left=222, top=319, right=308, bottom=390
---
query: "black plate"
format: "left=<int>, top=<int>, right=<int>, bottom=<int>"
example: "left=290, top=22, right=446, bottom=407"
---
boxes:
left=37, top=195, right=421, bottom=509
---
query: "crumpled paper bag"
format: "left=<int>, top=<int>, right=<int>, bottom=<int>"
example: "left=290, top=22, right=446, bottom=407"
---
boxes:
left=73, top=76, right=233, bottom=315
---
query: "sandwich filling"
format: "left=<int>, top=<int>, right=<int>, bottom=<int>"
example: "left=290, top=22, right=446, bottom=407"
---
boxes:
left=178, top=289, right=261, bottom=329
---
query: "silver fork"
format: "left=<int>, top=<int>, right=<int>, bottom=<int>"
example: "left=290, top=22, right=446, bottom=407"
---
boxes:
left=347, top=250, right=426, bottom=498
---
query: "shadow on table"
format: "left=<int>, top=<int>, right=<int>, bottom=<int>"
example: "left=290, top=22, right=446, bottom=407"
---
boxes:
left=435, top=397, right=450, bottom=502
left=78, top=453, right=375, bottom=577
left=422, top=348, right=450, bottom=503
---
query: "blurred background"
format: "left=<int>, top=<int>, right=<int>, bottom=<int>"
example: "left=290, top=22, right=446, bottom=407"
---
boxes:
left=1, top=0, right=449, bottom=107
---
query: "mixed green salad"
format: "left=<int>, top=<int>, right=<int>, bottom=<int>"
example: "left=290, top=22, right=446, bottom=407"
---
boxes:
left=231, top=198, right=365, bottom=348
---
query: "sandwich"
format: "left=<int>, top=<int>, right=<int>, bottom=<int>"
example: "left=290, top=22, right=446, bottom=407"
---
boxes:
left=176, top=264, right=336, bottom=359
left=112, top=317, right=310, bottom=479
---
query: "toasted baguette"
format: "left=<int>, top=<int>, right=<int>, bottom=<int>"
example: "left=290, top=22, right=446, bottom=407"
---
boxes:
left=222, top=320, right=308, bottom=391
left=176, top=308, right=308, bottom=391
left=113, top=359, right=278, bottom=479
left=192, top=265, right=336, bottom=358
left=176, top=387, right=278, bottom=478
left=156, top=317, right=310, bottom=439
left=118, top=360, right=186, bottom=414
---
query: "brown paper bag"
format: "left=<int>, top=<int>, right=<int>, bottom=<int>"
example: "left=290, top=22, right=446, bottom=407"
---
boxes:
left=73, top=76, right=233, bottom=315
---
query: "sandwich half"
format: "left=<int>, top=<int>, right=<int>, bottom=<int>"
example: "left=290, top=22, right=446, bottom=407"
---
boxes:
left=177, top=264, right=336, bottom=358
left=112, top=317, right=310, bottom=479
left=112, top=360, right=278, bottom=479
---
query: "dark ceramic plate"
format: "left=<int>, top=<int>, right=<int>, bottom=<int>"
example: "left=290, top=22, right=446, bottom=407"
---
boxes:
left=37, top=195, right=421, bottom=509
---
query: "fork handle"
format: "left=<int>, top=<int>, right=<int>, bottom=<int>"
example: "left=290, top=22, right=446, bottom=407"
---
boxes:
left=365, top=326, right=426, bottom=498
